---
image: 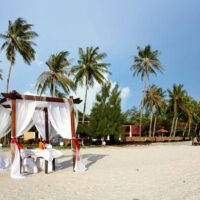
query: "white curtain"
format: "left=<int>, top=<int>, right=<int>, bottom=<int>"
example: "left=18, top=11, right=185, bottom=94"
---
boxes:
left=32, top=110, right=57, bottom=140
left=11, top=99, right=36, bottom=179
left=48, top=101, right=72, bottom=139
left=0, top=105, right=11, bottom=138
left=32, top=110, right=46, bottom=140
left=16, top=99, right=36, bottom=137
left=74, top=106, right=79, bottom=132
left=10, top=144, right=25, bottom=179
left=0, top=147, right=10, bottom=171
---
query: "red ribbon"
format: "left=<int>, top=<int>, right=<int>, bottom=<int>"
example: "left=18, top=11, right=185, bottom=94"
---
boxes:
left=72, top=137, right=80, bottom=151
left=11, top=137, right=23, bottom=150
left=11, top=137, right=17, bottom=144
left=72, top=137, right=80, bottom=161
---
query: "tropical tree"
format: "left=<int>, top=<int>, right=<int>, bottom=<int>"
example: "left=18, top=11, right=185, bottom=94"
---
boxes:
left=0, top=18, right=38, bottom=92
left=89, top=82, right=124, bottom=140
left=144, top=85, right=165, bottom=137
left=131, top=45, right=163, bottom=136
left=167, top=84, right=187, bottom=137
left=35, top=51, right=76, bottom=97
left=183, top=96, right=199, bottom=137
left=73, top=47, right=110, bottom=124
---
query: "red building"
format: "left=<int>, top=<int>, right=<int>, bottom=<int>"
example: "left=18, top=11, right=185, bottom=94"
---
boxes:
left=124, top=124, right=146, bottom=137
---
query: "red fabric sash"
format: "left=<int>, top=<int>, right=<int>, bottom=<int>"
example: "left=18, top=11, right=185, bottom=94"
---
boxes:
left=72, top=137, right=80, bottom=151
left=72, top=137, right=80, bottom=161
left=11, top=137, right=23, bottom=150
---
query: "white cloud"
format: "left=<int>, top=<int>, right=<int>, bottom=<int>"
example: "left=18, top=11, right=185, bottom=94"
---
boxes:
left=35, top=55, right=44, bottom=67
left=72, top=80, right=130, bottom=114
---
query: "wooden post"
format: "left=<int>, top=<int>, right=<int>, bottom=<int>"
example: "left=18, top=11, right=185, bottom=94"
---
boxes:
left=44, top=107, right=50, bottom=144
left=11, top=99, right=16, bottom=163
left=44, top=107, right=50, bottom=174
left=70, top=96, right=76, bottom=170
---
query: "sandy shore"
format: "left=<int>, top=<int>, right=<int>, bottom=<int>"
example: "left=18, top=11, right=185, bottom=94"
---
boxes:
left=0, top=142, right=200, bottom=200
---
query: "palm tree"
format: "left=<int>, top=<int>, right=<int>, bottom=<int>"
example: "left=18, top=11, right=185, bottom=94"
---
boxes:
left=131, top=45, right=163, bottom=136
left=35, top=51, right=76, bottom=97
left=0, top=18, right=38, bottom=92
left=144, top=85, right=165, bottom=137
left=167, top=84, right=187, bottom=137
left=73, top=47, right=110, bottom=124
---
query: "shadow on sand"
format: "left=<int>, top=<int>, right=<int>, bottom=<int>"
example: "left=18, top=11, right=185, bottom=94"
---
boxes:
left=57, top=153, right=108, bottom=170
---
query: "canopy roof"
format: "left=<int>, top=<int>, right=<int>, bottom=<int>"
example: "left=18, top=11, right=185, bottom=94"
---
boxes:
left=0, top=90, right=82, bottom=105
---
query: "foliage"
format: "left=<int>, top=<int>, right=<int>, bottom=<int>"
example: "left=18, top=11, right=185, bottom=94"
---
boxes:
left=89, top=82, right=124, bottom=140
left=130, top=44, right=163, bottom=136
left=0, top=17, right=38, bottom=92
left=35, top=51, right=76, bottom=97
left=72, top=47, right=110, bottom=123
left=123, top=106, right=140, bottom=123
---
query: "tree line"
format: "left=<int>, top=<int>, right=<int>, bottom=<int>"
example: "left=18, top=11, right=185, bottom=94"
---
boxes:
left=0, top=18, right=199, bottom=141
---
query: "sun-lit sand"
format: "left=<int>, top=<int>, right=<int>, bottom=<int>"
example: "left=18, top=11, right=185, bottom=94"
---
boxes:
left=0, top=142, right=200, bottom=200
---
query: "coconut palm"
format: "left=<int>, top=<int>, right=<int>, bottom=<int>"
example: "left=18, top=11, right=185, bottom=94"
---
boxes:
left=167, top=84, right=187, bottom=137
left=131, top=45, right=163, bottom=136
left=73, top=47, right=110, bottom=124
left=0, top=18, right=38, bottom=92
left=144, top=85, right=165, bottom=137
left=35, top=51, right=76, bottom=97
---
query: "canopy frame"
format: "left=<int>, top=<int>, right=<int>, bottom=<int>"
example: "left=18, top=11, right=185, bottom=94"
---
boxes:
left=1, top=90, right=82, bottom=172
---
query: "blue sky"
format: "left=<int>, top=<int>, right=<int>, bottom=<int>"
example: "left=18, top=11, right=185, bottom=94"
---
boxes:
left=0, top=0, right=200, bottom=113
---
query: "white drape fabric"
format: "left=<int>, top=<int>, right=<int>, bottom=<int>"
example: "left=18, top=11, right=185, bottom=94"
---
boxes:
left=32, top=110, right=46, bottom=140
left=11, top=99, right=36, bottom=179
left=74, top=151, right=87, bottom=172
left=10, top=144, right=25, bottom=179
left=0, top=147, right=10, bottom=171
left=48, top=101, right=72, bottom=139
left=74, top=106, right=78, bottom=132
left=0, top=105, right=11, bottom=138
left=16, top=100, right=36, bottom=137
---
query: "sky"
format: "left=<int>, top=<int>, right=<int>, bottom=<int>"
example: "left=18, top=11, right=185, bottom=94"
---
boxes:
left=0, top=0, right=200, bottom=113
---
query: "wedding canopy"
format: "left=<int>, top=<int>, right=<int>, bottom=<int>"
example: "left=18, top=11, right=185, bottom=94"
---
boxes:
left=0, top=90, right=85, bottom=179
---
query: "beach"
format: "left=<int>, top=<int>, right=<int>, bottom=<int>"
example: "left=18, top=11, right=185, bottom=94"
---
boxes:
left=0, top=142, right=200, bottom=200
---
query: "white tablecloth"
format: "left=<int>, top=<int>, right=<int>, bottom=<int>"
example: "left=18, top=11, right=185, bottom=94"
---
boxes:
left=21, top=148, right=63, bottom=163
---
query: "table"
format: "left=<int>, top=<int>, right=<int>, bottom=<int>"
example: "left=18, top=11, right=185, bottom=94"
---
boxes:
left=20, top=148, right=63, bottom=174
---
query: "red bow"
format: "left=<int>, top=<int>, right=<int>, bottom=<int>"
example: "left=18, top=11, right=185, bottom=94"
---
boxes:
left=11, top=137, right=23, bottom=150
left=72, top=137, right=80, bottom=151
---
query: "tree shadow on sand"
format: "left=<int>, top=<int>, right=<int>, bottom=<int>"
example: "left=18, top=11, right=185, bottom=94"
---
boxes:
left=56, top=154, right=108, bottom=170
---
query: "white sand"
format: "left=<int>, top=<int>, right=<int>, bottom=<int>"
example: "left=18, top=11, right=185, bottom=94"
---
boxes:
left=0, top=142, right=200, bottom=200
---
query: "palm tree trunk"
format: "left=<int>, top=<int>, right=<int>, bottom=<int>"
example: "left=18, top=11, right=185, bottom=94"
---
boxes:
left=52, top=77, right=56, bottom=97
left=153, top=116, right=157, bottom=137
left=139, top=75, right=147, bottom=136
left=173, top=117, right=178, bottom=137
left=3, top=62, right=13, bottom=144
left=82, top=78, right=88, bottom=124
left=170, top=117, right=175, bottom=137
left=194, top=124, right=197, bottom=134
left=6, top=62, right=13, bottom=92
left=187, top=121, right=191, bottom=137
left=149, top=111, right=153, bottom=137
left=183, top=123, right=188, bottom=137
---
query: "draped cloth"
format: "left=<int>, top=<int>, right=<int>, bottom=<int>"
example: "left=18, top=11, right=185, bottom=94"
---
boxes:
left=0, top=105, right=11, bottom=138
left=0, top=105, right=11, bottom=171
left=73, top=138, right=87, bottom=172
left=16, top=100, right=36, bottom=137
left=32, top=110, right=46, bottom=140
left=48, top=101, right=72, bottom=139
left=11, top=99, right=36, bottom=179
left=0, top=147, right=10, bottom=171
